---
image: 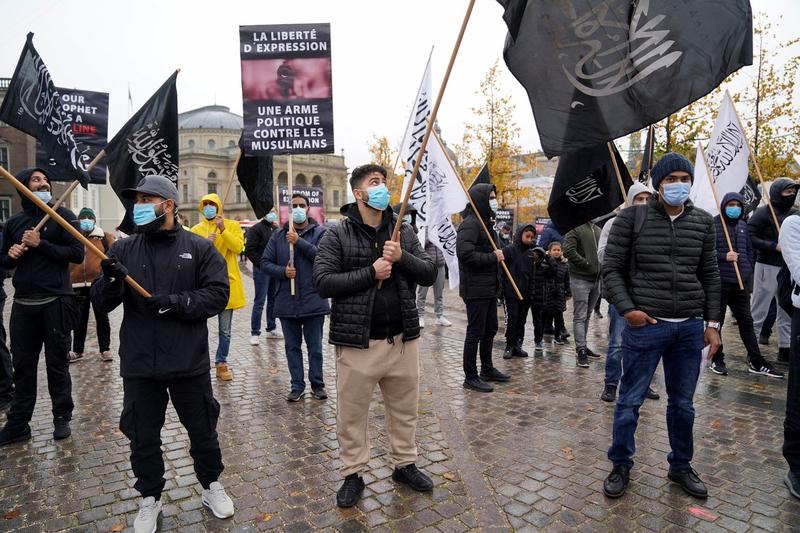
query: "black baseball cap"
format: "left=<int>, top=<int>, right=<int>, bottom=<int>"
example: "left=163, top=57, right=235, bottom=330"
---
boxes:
left=121, top=175, right=179, bottom=203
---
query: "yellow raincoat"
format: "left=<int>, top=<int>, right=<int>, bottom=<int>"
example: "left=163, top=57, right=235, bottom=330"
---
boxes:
left=191, top=193, right=246, bottom=310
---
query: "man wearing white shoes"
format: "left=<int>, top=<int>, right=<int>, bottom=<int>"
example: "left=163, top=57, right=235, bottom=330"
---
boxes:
left=416, top=236, right=452, bottom=329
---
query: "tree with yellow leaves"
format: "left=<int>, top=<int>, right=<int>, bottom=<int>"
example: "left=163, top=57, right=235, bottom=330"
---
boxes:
left=367, top=135, right=405, bottom=203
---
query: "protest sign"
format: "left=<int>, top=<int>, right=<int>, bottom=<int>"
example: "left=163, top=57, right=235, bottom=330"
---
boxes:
left=278, top=186, right=325, bottom=225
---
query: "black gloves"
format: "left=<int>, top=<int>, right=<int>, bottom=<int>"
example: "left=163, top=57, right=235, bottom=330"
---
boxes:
left=101, top=259, right=128, bottom=284
left=144, top=294, right=176, bottom=317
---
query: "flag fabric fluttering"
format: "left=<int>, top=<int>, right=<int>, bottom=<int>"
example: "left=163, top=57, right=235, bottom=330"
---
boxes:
left=237, top=135, right=274, bottom=219
left=469, top=163, right=491, bottom=188
left=639, top=125, right=655, bottom=184
left=740, top=175, right=762, bottom=218
left=498, top=0, right=753, bottom=157
left=548, top=142, right=632, bottom=234
left=105, top=71, right=179, bottom=234
left=690, top=93, right=750, bottom=216
left=0, top=33, right=89, bottom=186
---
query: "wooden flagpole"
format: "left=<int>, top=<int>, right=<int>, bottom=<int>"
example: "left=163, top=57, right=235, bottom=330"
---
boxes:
left=432, top=130, right=523, bottom=300
left=727, top=90, right=781, bottom=232
left=698, top=143, right=744, bottom=290
left=0, top=165, right=151, bottom=297
left=287, top=154, right=296, bottom=296
left=606, top=142, right=628, bottom=204
left=34, top=149, right=106, bottom=231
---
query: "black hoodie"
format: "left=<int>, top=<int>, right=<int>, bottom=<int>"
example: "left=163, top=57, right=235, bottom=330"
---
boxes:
left=0, top=168, right=83, bottom=298
left=456, top=183, right=501, bottom=300
left=748, top=178, right=799, bottom=266
left=501, top=223, right=536, bottom=298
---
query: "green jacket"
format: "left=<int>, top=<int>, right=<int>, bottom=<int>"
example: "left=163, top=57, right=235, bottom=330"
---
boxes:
left=563, top=223, right=601, bottom=282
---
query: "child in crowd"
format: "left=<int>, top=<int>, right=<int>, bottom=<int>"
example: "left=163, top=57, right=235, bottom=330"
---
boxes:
left=527, top=246, right=553, bottom=352
left=544, top=241, right=571, bottom=345
left=502, top=224, right=536, bottom=359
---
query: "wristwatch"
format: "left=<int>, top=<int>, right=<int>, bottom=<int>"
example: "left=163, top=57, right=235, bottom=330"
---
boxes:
left=707, top=321, right=721, bottom=330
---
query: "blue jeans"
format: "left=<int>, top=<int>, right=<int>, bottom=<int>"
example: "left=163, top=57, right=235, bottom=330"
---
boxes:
left=281, top=315, right=325, bottom=392
left=251, top=266, right=277, bottom=336
left=215, top=309, right=233, bottom=364
left=604, top=304, right=626, bottom=386
left=608, top=318, right=704, bottom=470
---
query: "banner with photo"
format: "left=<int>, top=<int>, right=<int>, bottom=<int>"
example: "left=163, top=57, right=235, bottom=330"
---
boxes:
left=240, top=24, right=334, bottom=156
left=495, top=208, right=514, bottom=231
left=278, top=186, right=325, bottom=225
left=36, top=88, right=109, bottom=184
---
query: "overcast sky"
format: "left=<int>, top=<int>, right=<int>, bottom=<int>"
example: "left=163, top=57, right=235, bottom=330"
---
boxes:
left=1, top=0, right=798, bottom=172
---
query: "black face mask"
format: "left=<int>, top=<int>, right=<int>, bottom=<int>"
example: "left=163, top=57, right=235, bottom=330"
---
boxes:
left=135, top=207, right=167, bottom=234
left=776, top=192, right=798, bottom=209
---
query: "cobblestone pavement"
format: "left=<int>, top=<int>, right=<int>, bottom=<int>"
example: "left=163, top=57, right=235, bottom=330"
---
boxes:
left=1, top=265, right=798, bottom=532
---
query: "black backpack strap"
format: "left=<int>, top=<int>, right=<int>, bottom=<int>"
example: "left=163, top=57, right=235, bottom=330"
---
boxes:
left=629, top=204, right=648, bottom=275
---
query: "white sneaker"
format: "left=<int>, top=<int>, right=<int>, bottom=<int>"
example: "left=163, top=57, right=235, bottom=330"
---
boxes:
left=435, top=316, right=452, bottom=327
left=265, top=329, right=283, bottom=339
left=249, top=335, right=260, bottom=346
left=134, top=496, right=162, bottom=533
left=419, top=317, right=426, bottom=328
left=202, top=481, right=235, bottom=519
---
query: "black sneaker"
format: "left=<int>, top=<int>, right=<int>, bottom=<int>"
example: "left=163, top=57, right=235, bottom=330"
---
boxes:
left=480, top=367, right=510, bottom=382
left=778, top=347, right=790, bottom=363
left=463, top=377, right=493, bottom=393
left=709, top=360, right=727, bottom=375
left=53, top=417, right=71, bottom=440
left=603, top=464, right=630, bottom=498
left=645, top=387, right=660, bottom=400
left=758, top=334, right=770, bottom=346
left=785, top=471, right=800, bottom=500
left=0, top=423, right=31, bottom=446
left=553, top=336, right=566, bottom=345
left=336, top=474, right=365, bottom=508
left=534, top=341, right=544, bottom=352
left=503, top=346, right=513, bottom=359
left=600, top=384, right=617, bottom=402
left=286, top=390, right=305, bottom=402
left=543, top=327, right=555, bottom=336
left=748, top=360, right=784, bottom=379
left=576, top=348, right=589, bottom=368
left=311, top=386, right=328, bottom=400
left=585, top=347, right=601, bottom=359
left=561, top=331, right=571, bottom=339
left=0, top=398, right=11, bottom=412
left=513, top=344, right=529, bottom=358
left=668, top=467, right=708, bottom=498
left=392, top=464, right=433, bottom=492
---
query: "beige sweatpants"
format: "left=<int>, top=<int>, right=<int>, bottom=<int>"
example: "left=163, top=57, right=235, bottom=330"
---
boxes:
left=336, top=336, right=420, bottom=476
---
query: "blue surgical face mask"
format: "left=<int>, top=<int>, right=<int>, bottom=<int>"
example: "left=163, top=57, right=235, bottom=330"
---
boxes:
left=79, top=219, right=95, bottom=232
left=489, top=198, right=499, bottom=212
left=363, top=184, right=390, bottom=211
left=725, top=206, right=742, bottom=219
left=266, top=212, right=277, bottom=223
left=661, top=182, right=691, bottom=207
left=33, top=190, right=52, bottom=204
left=133, top=202, right=161, bottom=227
left=403, top=214, right=412, bottom=224
left=202, top=205, right=217, bottom=220
left=292, top=207, right=307, bottom=224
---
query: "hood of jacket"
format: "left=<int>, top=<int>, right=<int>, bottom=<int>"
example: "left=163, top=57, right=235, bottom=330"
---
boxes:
left=198, top=193, right=224, bottom=216
left=16, top=167, right=52, bottom=211
left=770, top=177, right=798, bottom=210
left=720, top=191, right=744, bottom=222
left=626, top=182, right=652, bottom=207
left=464, top=183, right=496, bottom=221
left=514, top=223, right=536, bottom=247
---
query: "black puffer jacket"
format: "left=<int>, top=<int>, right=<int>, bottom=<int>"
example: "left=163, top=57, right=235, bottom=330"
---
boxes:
left=545, top=259, right=571, bottom=313
left=313, top=203, right=436, bottom=348
left=457, top=183, right=500, bottom=300
left=603, top=196, right=721, bottom=320
left=501, top=224, right=536, bottom=298
left=527, top=248, right=554, bottom=309
left=748, top=178, right=798, bottom=267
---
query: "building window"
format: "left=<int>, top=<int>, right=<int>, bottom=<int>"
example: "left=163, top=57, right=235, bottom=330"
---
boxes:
left=208, top=139, right=216, bottom=149
left=0, top=145, right=8, bottom=169
left=333, top=190, right=340, bottom=207
left=0, top=197, right=10, bottom=223
left=182, top=184, right=189, bottom=204
left=208, top=171, right=217, bottom=179
left=235, top=185, right=242, bottom=204
left=208, top=183, right=217, bottom=195
left=278, top=172, right=287, bottom=187
left=312, top=175, right=322, bottom=187
left=296, top=173, right=307, bottom=185
left=228, top=140, right=236, bottom=148
left=188, top=139, right=195, bottom=149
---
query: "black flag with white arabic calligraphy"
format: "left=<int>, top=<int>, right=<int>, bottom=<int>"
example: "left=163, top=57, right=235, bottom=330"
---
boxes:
left=105, top=71, right=179, bottom=234
left=498, top=0, right=753, bottom=157
left=0, top=33, right=89, bottom=187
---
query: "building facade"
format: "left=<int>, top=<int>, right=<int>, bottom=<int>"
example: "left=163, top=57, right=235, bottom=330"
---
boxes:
left=177, top=105, right=348, bottom=227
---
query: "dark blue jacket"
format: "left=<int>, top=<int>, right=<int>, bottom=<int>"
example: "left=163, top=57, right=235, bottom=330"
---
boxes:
left=262, top=219, right=330, bottom=319
left=537, top=221, right=564, bottom=250
left=714, top=191, right=754, bottom=286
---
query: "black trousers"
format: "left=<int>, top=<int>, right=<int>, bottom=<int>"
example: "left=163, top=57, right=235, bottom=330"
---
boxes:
left=72, top=286, right=111, bottom=353
left=530, top=308, right=544, bottom=343
left=0, top=296, right=13, bottom=404
left=714, top=284, right=764, bottom=365
left=503, top=298, right=529, bottom=348
left=762, top=299, right=778, bottom=337
left=7, top=298, right=74, bottom=426
left=463, top=298, right=498, bottom=379
left=121, top=372, right=224, bottom=499
left=784, top=308, right=800, bottom=474
left=542, top=311, right=565, bottom=338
